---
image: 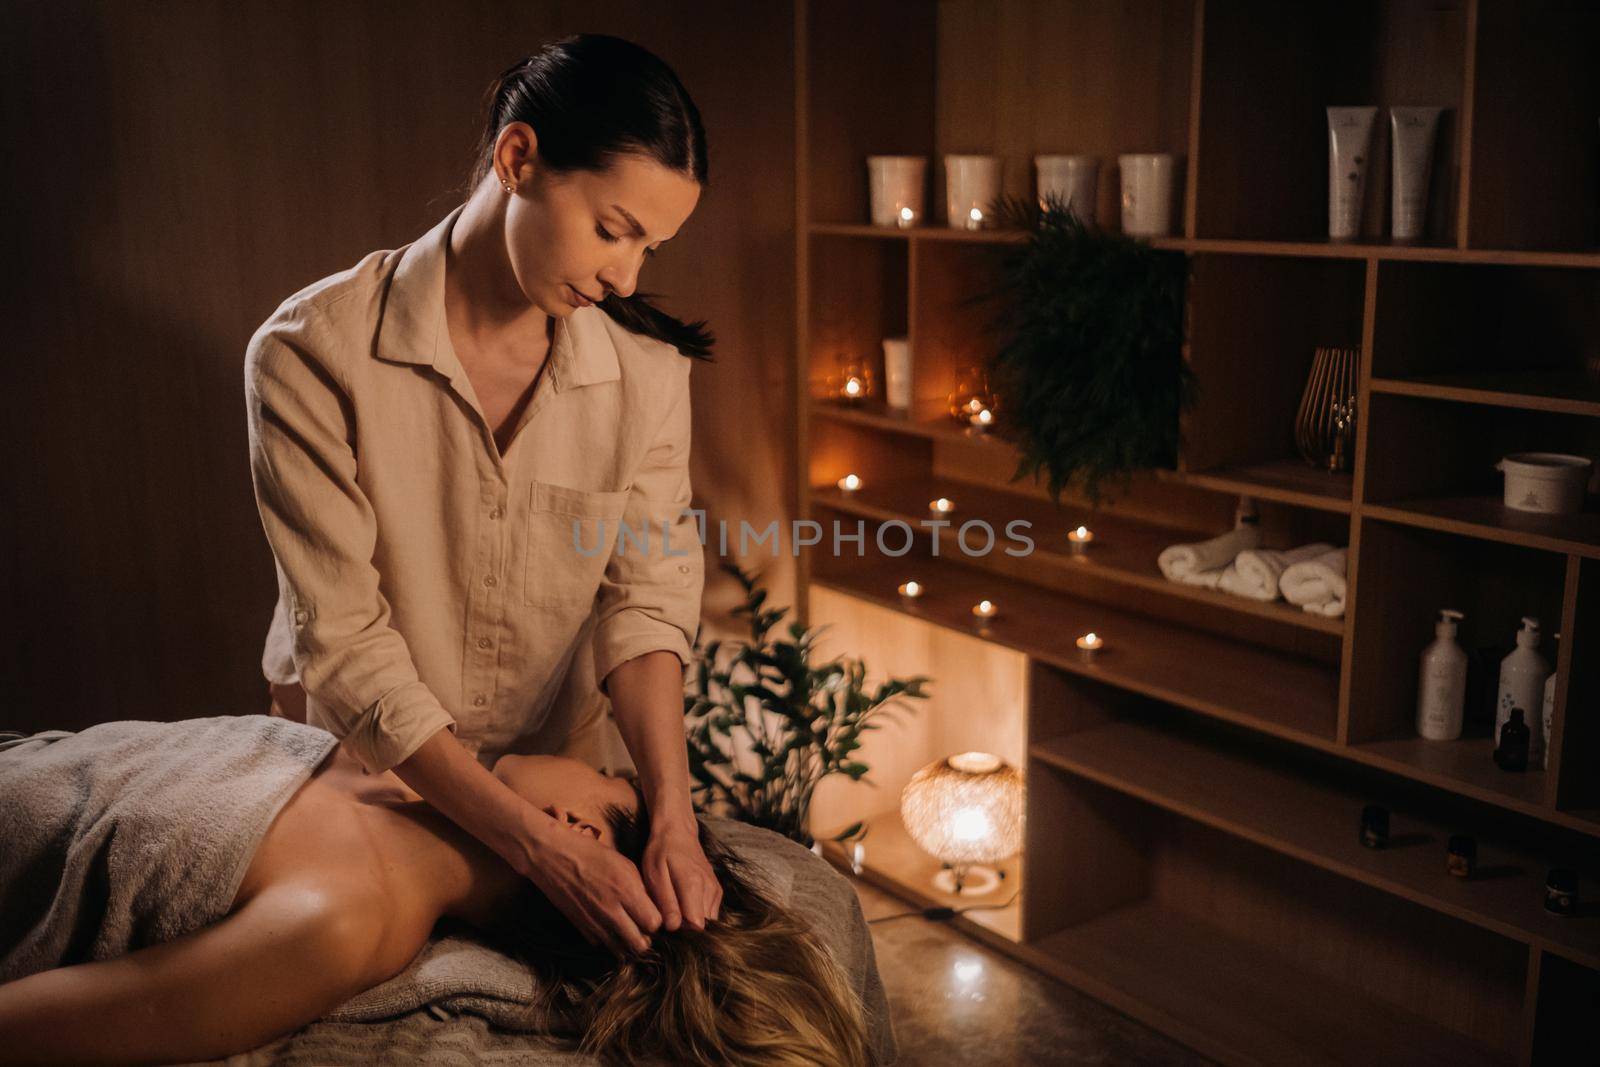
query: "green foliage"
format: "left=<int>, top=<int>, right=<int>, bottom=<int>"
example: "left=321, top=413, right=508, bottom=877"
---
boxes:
left=967, top=191, right=1196, bottom=506
left=682, top=561, right=931, bottom=847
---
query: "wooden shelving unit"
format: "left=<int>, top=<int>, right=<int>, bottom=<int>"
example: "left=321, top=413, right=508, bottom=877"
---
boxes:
left=795, top=2, right=1599, bottom=1064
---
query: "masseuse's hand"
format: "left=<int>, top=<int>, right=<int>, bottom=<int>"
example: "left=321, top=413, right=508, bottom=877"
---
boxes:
left=522, top=811, right=662, bottom=957
left=640, top=815, right=722, bottom=931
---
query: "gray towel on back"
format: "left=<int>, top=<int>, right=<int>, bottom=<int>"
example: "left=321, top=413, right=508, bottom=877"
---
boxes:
left=0, top=715, right=338, bottom=983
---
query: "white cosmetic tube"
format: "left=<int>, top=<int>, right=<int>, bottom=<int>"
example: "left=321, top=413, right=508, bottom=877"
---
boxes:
left=1327, top=106, right=1377, bottom=240
left=1389, top=106, right=1443, bottom=242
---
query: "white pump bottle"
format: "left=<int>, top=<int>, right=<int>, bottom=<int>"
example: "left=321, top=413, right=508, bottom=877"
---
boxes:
left=1496, top=616, right=1549, bottom=757
left=1416, top=609, right=1467, bottom=741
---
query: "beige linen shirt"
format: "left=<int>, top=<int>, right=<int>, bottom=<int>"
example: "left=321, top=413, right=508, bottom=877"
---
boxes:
left=244, top=204, right=705, bottom=775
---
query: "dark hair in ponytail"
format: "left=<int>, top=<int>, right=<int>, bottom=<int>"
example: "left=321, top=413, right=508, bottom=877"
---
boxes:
left=468, top=34, right=714, bottom=360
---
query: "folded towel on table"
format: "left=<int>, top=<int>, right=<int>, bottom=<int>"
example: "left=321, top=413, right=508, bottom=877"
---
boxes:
left=1218, top=542, right=1336, bottom=601
left=1158, top=525, right=1261, bottom=586
left=1280, top=546, right=1348, bottom=617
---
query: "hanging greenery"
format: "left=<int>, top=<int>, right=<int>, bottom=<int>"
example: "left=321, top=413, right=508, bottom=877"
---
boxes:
left=969, top=192, right=1195, bottom=507
left=682, top=562, right=930, bottom=847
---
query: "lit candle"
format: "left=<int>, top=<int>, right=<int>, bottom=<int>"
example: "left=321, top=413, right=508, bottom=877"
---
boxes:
left=1076, top=631, right=1104, bottom=660
left=929, top=497, right=956, bottom=517
left=898, top=579, right=923, bottom=600
left=968, top=406, right=994, bottom=431
left=841, top=375, right=865, bottom=401
left=971, top=599, right=998, bottom=624
left=897, top=205, right=916, bottom=228
left=837, top=473, right=862, bottom=494
left=1067, top=525, right=1094, bottom=556
left=967, top=206, right=984, bottom=230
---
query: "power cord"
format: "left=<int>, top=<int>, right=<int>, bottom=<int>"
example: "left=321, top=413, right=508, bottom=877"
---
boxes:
left=866, top=892, right=1019, bottom=924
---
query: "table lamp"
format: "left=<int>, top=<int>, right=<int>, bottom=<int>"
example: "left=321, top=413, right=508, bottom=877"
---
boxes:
left=899, top=751, right=1023, bottom=895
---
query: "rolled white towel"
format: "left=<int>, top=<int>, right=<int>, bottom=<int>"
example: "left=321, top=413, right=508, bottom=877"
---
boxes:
left=1282, top=547, right=1347, bottom=617
left=1218, top=542, right=1336, bottom=601
left=1158, top=525, right=1260, bottom=582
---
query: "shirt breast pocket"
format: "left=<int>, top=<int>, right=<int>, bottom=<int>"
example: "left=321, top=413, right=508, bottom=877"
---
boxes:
left=524, top=481, right=631, bottom=608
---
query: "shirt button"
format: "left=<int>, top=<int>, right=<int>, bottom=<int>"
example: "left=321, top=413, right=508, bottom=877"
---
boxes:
left=484, top=575, right=498, bottom=587
left=292, top=608, right=309, bottom=624
left=477, top=637, right=493, bottom=649
left=489, top=506, right=504, bottom=519
left=473, top=694, right=487, bottom=707
left=677, top=564, right=691, bottom=573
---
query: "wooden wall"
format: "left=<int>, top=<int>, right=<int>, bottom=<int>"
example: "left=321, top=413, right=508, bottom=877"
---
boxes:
left=0, top=1, right=797, bottom=732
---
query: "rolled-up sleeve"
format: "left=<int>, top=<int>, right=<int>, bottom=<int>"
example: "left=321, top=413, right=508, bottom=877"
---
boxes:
left=244, top=306, right=455, bottom=773
left=593, top=362, right=706, bottom=695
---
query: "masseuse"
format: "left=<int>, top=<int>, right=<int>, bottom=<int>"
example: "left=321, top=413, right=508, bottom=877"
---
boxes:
left=243, top=34, right=717, bottom=958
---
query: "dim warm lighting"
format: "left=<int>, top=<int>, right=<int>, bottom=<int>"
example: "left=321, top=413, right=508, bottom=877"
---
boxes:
left=1076, top=631, right=1104, bottom=660
left=897, top=205, right=916, bottom=227
left=929, top=497, right=956, bottom=516
left=898, top=580, right=924, bottom=599
left=838, top=473, right=862, bottom=493
left=966, top=206, right=984, bottom=229
left=841, top=376, right=865, bottom=399
left=971, top=599, right=998, bottom=623
left=1067, top=525, right=1094, bottom=556
left=968, top=406, right=994, bottom=431
left=900, top=751, right=1024, bottom=896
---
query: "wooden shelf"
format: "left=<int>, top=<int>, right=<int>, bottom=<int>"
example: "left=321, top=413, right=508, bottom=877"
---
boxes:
left=809, top=399, right=990, bottom=444
left=810, top=224, right=1600, bottom=269
left=1017, top=901, right=1513, bottom=1067
left=809, top=540, right=1340, bottom=745
left=813, top=476, right=1347, bottom=636
left=1370, top=372, right=1600, bottom=419
left=1158, top=459, right=1354, bottom=513
left=1362, top=498, right=1600, bottom=560
left=1031, top=719, right=1600, bottom=970
left=1350, top=735, right=1550, bottom=812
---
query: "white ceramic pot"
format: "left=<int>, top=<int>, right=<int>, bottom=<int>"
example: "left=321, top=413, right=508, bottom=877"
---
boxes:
left=1118, top=153, right=1176, bottom=237
left=867, top=155, right=928, bottom=228
left=944, top=154, right=1003, bottom=230
left=882, top=336, right=913, bottom=411
left=1495, top=452, right=1593, bottom=514
left=1035, top=154, right=1099, bottom=222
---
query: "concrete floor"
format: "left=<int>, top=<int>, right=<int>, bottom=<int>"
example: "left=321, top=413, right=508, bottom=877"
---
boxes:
left=853, top=880, right=1214, bottom=1066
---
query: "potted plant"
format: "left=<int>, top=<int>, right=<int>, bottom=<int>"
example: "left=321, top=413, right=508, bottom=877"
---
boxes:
left=971, top=191, right=1196, bottom=506
left=683, top=562, right=931, bottom=847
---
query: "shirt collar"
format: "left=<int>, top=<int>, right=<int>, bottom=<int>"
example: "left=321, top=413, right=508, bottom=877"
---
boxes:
left=375, top=202, right=621, bottom=392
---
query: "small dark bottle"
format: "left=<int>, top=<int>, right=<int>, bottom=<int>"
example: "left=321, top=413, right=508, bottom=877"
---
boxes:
left=1446, top=835, right=1476, bottom=879
left=1545, top=869, right=1578, bottom=916
left=1493, top=708, right=1530, bottom=772
left=1360, top=804, right=1389, bottom=849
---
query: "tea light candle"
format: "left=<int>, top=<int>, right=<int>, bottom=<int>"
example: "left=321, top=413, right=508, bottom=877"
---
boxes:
left=897, top=579, right=923, bottom=600
left=1067, top=525, right=1094, bottom=556
left=971, top=599, right=998, bottom=624
left=841, top=375, right=866, bottom=401
left=968, top=406, right=994, bottom=431
left=897, top=205, right=916, bottom=228
left=929, top=497, right=956, bottom=517
left=966, top=206, right=985, bottom=230
left=1075, top=631, right=1103, bottom=660
left=837, top=473, right=862, bottom=494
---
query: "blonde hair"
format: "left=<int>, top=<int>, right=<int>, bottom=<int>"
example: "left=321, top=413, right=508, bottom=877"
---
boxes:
left=494, top=795, right=875, bottom=1066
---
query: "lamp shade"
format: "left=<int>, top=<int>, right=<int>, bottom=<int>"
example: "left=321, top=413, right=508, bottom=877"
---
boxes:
left=899, top=751, right=1024, bottom=866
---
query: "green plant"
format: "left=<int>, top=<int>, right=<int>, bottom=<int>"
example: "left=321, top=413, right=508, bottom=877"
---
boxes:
left=682, top=562, right=931, bottom=847
left=970, top=191, right=1195, bottom=506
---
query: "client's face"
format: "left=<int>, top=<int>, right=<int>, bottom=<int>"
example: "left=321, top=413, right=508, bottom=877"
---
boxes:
left=492, top=754, right=640, bottom=848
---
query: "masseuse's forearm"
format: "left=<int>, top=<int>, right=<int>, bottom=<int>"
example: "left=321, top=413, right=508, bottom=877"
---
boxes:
left=605, top=650, right=697, bottom=830
left=390, top=727, right=552, bottom=872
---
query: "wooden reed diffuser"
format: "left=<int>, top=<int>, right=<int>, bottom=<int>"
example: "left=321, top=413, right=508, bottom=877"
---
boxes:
left=1295, top=345, right=1360, bottom=472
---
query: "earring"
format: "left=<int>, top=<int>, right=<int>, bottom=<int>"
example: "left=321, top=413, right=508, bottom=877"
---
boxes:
left=501, top=177, right=514, bottom=194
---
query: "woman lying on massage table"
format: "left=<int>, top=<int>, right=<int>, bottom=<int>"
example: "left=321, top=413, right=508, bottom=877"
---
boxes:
left=0, top=716, right=873, bottom=1066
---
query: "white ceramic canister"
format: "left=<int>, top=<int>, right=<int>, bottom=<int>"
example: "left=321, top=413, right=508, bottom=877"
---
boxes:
left=944, top=154, right=1003, bottom=230
left=867, top=156, right=928, bottom=228
left=1118, top=153, right=1176, bottom=237
left=1495, top=452, right=1593, bottom=515
left=1035, top=154, right=1099, bottom=222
